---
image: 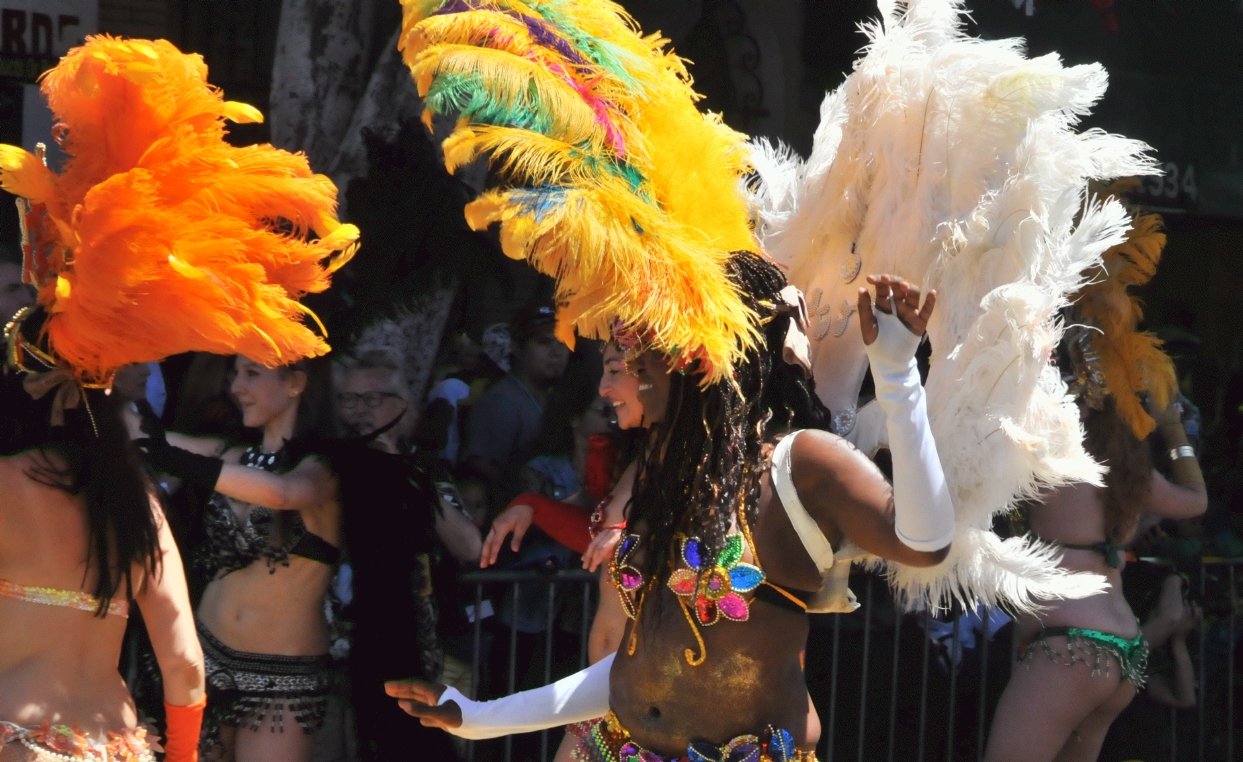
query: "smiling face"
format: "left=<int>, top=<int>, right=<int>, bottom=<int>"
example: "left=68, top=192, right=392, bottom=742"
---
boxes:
left=600, top=342, right=645, bottom=429
left=631, top=349, right=673, bottom=426
left=230, top=356, right=305, bottom=429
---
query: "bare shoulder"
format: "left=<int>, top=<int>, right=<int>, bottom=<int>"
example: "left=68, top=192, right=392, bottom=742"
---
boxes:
left=787, top=429, right=887, bottom=493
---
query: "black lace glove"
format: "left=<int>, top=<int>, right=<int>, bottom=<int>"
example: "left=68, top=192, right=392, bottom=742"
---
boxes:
left=134, top=412, right=224, bottom=489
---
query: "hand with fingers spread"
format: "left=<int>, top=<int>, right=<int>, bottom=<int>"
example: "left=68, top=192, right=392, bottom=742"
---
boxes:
left=480, top=503, right=535, bottom=568
left=385, top=679, right=463, bottom=729
left=582, top=524, right=624, bottom=572
left=857, top=274, right=937, bottom=345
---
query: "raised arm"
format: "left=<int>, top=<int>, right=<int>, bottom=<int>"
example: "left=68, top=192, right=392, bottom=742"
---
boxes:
left=212, top=455, right=337, bottom=512
left=1147, top=402, right=1207, bottom=520
left=133, top=495, right=206, bottom=761
left=791, top=274, right=956, bottom=567
left=791, top=430, right=948, bottom=567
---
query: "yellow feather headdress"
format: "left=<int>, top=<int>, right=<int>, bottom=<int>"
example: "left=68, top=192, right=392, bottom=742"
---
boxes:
left=399, top=0, right=759, bottom=383
left=0, top=36, right=358, bottom=384
left=1068, top=184, right=1178, bottom=439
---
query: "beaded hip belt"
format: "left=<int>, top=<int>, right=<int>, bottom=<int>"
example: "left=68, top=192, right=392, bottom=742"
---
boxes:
left=1, top=720, right=157, bottom=762
left=572, top=712, right=816, bottom=762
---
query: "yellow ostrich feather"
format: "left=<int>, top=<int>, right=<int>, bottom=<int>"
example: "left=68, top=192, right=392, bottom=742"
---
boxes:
left=1076, top=205, right=1177, bottom=439
left=0, top=36, right=358, bottom=382
left=400, top=0, right=758, bottom=383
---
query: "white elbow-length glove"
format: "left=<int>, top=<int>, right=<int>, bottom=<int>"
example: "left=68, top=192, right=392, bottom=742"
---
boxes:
left=436, top=652, right=614, bottom=739
left=865, top=309, right=955, bottom=552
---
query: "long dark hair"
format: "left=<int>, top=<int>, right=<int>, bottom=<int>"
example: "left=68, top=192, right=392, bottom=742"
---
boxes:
left=627, top=251, right=830, bottom=587
left=1083, top=395, right=1153, bottom=542
left=1, top=313, right=160, bottom=616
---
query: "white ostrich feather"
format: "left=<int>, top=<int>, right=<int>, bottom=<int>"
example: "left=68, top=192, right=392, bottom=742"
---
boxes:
left=750, top=0, right=1157, bottom=612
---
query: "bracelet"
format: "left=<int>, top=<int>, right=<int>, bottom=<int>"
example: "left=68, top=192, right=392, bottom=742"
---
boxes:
left=1169, top=445, right=1195, bottom=461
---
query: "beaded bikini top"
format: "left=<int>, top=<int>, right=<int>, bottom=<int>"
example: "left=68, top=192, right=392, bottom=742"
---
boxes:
left=197, top=445, right=339, bottom=579
left=0, top=579, right=128, bottom=618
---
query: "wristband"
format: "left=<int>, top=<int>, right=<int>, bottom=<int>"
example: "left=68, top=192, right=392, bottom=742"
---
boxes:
left=437, top=652, right=614, bottom=739
left=865, top=309, right=955, bottom=552
left=1169, top=445, right=1195, bottom=461
left=163, top=697, right=206, bottom=762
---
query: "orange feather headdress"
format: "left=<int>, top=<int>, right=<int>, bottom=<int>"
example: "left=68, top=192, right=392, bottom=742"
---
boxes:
left=1067, top=184, right=1177, bottom=439
left=0, top=37, right=358, bottom=384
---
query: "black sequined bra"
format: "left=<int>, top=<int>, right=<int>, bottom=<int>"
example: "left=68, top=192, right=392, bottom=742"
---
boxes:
left=197, top=446, right=340, bottom=579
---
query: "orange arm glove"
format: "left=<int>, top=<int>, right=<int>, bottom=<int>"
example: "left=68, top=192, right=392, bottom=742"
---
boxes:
left=509, top=492, right=592, bottom=554
left=163, top=697, right=206, bottom=762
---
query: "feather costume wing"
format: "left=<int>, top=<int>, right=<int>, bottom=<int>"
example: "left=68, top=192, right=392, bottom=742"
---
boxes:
left=399, top=0, right=758, bottom=383
left=750, top=0, right=1157, bottom=612
left=0, top=37, right=358, bottom=381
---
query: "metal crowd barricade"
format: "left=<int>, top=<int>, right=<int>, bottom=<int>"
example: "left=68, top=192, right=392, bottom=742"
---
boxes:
left=458, top=559, right=1240, bottom=762
left=459, top=569, right=598, bottom=762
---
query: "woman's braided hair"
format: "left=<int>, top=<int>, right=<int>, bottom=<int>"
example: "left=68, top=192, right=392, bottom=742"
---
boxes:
left=627, top=251, right=830, bottom=589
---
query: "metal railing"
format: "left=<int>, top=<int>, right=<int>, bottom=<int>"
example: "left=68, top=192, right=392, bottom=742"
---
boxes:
left=457, top=560, right=1241, bottom=762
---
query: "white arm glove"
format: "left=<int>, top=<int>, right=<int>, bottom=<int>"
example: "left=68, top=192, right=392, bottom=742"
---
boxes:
left=865, top=309, right=955, bottom=552
left=436, top=652, right=614, bottom=740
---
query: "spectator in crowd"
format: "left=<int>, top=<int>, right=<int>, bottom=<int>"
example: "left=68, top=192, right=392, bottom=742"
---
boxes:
left=0, top=253, right=36, bottom=324
left=454, top=467, right=491, bottom=530
left=334, top=350, right=481, bottom=761
left=519, top=353, right=613, bottom=503
left=464, top=303, right=570, bottom=509
left=1, top=315, right=205, bottom=762
left=130, top=356, right=342, bottom=762
left=428, top=331, right=505, bottom=463
left=483, top=340, right=647, bottom=762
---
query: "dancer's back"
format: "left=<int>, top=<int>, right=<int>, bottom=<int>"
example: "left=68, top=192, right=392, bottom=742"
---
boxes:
left=1020, top=483, right=1140, bottom=643
left=0, top=452, right=138, bottom=733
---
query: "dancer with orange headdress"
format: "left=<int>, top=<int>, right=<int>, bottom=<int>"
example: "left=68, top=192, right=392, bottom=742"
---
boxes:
left=0, top=36, right=356, bottom=762
left=984, top=200, right=1206, bottom=762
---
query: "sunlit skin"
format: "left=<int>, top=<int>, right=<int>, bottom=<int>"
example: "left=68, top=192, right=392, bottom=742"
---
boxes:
left=124, top=356, right=340, bottom=762
left=985, top=410, right=1206, bottom=762
left=389, top=276, right=956, bottom=757
left=600, top=343, right=645, bottom=429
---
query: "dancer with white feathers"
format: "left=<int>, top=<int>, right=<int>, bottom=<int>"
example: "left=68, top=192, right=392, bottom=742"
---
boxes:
left=749, top=0, right=1159, bottom=613
left=385, top=0, right=1188, bottom=759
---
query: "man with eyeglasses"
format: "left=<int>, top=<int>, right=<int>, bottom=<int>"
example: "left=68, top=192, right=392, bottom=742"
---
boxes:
left=333, top=351, right=482, bottom=762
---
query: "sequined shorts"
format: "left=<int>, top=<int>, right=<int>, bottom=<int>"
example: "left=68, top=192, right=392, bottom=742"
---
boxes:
left=1, top=720, right=156, bottom=762
left=1021, top=626, right=1149, bottom=687
left=197, top=620, right=334, bottom=758
left=567, top=712, right=816, bottom=762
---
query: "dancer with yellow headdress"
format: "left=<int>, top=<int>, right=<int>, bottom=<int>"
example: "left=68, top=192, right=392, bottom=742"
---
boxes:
left=0, top=36, right=356, bottom=762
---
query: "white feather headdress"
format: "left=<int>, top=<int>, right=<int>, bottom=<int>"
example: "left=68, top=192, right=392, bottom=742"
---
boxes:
left=750, top=0, right=1157, bottom=612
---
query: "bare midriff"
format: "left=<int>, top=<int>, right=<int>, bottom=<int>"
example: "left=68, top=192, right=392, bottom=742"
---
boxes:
left=606, top=478, right=822, bottom=758
left=196, top=556, right=333, bottom=656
